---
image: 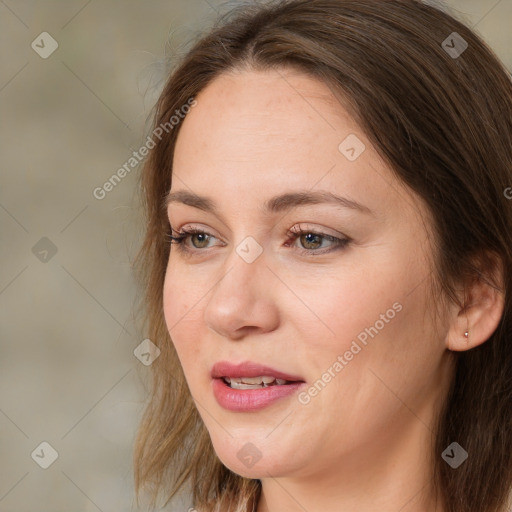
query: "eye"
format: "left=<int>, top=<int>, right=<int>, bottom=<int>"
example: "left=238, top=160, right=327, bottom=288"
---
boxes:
left=285, top=224, right=350, bottom=255
left=167, top=224, right=350, bottom=256
left=168, top=227, right=218, bottom=251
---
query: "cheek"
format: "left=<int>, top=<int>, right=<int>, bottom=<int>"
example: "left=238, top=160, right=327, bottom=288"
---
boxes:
left=289, top=268, right=396, bottom=347
left=314, top=278, right=437, bottom=413
left=162, top=268, right=204, bottom=363
left=292, top=254, right=431, bottom=379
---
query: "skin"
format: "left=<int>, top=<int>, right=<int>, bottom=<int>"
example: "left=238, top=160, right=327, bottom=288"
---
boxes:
left=162, top=67, right=504, bottom=512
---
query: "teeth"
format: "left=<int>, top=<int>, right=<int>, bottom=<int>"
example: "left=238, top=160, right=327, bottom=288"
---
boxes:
left=230, top=381, right=266, bottom=390
left=222, top=376, right=291, bottom=389
left=232, top=376, right=277, bottom=385
left=241, top=376, right=269, bottom=385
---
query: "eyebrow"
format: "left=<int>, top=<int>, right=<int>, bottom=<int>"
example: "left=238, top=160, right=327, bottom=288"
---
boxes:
left=165, top=189, right=375, bottom=217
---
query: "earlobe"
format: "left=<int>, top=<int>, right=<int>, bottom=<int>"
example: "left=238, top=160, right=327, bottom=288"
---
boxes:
left=445, top=265, right=505, bottom=352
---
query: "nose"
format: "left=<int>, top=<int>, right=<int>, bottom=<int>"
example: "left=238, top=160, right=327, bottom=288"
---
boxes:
left=203, top=249, right=280, bottom=340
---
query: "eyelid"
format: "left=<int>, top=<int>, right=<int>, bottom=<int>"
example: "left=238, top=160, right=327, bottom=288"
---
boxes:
left=170, top=223, right=220, bottom=238
left=171, top=222, right=344, bottom=240
left=287, top=223, right=345, bottom=239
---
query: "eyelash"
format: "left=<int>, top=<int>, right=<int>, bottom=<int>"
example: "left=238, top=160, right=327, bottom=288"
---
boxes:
left=167, top=225, right=350, bottom=256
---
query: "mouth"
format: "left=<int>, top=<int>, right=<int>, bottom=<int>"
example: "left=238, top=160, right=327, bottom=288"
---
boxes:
left=211, top=360, right=305, bottom=386
left=221, top=375, right=301, bottom=389
left=210, top=361, right=306, bottom=411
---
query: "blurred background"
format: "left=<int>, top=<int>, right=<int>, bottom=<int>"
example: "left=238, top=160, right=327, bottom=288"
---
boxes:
left=0, top=0, right=510, bottom=511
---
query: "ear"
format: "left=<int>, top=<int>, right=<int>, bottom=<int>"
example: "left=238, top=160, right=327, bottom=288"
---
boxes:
left=445, top=253, right=505, bottom=352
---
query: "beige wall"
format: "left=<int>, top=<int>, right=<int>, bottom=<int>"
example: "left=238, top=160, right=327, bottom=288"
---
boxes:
left=0, top=1, right=510, bottom=511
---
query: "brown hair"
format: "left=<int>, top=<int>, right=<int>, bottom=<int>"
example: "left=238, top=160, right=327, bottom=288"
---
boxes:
left=132, top=1, right=512, bottom=510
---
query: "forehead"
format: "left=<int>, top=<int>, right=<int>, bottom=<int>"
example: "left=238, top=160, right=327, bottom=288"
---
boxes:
left=191, top=66, right=341, bottom=116
left=173, top=68, right=368, bottom=186
left=182, top=68, right=348, bottom=141
left=170, top=67, right=428, bottom=234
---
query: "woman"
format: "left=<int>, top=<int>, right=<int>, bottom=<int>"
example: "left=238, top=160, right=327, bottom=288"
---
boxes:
left=132, top=0, right=512, bottom=510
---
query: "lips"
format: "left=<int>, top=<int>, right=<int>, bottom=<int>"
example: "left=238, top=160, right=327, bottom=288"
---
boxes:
left=211, top=361, right=305, bottom=383
left=211, top=361, right=306, bottom=412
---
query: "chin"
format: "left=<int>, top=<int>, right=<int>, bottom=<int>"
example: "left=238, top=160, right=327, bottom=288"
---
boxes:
left=211, top=439, right=297, bottom=479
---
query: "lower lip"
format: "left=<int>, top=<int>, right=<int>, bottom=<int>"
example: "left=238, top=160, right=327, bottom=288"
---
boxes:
left=212, top=378, right=305, bottom=412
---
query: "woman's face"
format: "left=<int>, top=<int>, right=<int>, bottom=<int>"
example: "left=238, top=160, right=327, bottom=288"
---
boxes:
left=163, top=67, right=451, bottom=481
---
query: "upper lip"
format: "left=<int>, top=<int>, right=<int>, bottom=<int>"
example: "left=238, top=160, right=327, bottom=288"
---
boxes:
left=211, top=361, right=305, bottom=382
